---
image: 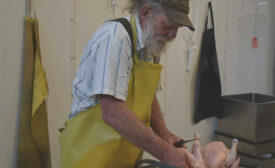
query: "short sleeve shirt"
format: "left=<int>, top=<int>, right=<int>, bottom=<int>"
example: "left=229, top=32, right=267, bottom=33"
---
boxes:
left=70, top=15, right=148, bottom=117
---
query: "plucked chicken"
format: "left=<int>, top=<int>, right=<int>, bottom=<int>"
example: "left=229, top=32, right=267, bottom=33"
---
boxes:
left=183, top=134, right=240, bottom=168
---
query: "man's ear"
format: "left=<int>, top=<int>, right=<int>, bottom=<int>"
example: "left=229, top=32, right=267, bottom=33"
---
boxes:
left=139, top=4, right=151, bottom=20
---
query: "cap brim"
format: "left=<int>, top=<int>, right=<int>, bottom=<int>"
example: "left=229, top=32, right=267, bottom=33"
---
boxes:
left=162, top=6, right=195, bottom=31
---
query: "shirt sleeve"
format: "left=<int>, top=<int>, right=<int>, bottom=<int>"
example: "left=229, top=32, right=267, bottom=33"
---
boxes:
left=73, top=23, right=133, bottom=102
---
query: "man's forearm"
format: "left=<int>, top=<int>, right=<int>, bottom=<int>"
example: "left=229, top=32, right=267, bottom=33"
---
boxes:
left=150, top=96, right=170, bottom=138
left=100, top=95, right=172, bottom=161
left=100, top=95, right=192, bottom=168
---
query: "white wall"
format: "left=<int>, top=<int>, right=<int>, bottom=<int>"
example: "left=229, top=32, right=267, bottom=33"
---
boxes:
left=0, top=0, right=76, bottom=167
left=0, top=0, right=26, bottom=167
left=0, top=0, right=274, bottom=168
left=222, top=0, right=274, bottom=95
left=34, top=0, right=76, bottom=167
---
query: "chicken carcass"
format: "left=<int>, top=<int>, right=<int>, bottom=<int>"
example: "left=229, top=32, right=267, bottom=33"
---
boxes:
left=183, top=134, right=240, bottom=168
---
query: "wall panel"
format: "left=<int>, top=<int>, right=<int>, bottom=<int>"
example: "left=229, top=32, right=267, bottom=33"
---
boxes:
left=0, top=0, right=26, bottom=167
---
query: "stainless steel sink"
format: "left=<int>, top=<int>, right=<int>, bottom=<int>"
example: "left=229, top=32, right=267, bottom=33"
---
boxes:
left=218, top=93, right=275, bottom=143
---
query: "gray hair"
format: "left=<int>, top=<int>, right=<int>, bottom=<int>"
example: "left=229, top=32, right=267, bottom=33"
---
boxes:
left=127, top=0, right=163, bottom=15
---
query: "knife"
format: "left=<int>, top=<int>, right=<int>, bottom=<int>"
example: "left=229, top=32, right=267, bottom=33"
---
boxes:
left=173, top=138, right=200, bottom=148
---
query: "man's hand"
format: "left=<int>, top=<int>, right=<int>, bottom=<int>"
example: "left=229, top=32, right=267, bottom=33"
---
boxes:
left=161, top=131, right=187, bottom=149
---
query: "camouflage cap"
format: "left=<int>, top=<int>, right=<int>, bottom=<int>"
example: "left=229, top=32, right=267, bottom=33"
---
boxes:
left=160, top=0, right=195, bottom=31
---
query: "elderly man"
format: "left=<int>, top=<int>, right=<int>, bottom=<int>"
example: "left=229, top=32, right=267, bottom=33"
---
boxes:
left=60, top=0, right=195, bottom=168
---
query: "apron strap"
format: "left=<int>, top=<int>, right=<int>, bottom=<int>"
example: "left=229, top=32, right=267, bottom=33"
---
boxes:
left=111, top=16, right=140, bottom=62
left=205, top=2, right=215, bottom=30
left=110, top=18, right=134, bottom=59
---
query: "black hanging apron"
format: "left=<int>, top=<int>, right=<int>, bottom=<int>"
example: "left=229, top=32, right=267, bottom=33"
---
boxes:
left=194, top=2, right=222, bottom=123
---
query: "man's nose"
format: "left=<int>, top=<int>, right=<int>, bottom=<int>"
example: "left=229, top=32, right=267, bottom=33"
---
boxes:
left=167, top=29, right=177, bottom=39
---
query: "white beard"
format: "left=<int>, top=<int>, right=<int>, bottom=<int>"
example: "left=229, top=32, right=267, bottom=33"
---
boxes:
left=142, top=18, right=171, bottom=59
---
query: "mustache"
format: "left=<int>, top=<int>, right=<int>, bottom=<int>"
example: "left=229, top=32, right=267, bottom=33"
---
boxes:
left=156, top=36, right=172, bottom=43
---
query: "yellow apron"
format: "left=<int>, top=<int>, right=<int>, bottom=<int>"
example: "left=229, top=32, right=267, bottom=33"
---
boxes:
left=59, top=15, right=163, bottom=168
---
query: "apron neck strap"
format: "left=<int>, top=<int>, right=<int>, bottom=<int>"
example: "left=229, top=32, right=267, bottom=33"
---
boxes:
left=205, top=2, right=215, bottom=30
left=111, top=18, right=134, bottom=59
left=130, top=15, right=139, bottom=62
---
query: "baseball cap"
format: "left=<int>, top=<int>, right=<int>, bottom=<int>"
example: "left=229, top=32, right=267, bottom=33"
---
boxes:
left=160, top=0, right=195, bottom=31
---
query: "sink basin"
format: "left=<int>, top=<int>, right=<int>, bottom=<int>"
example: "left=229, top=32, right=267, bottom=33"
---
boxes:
left=218, top=93, right=275, bottom=143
